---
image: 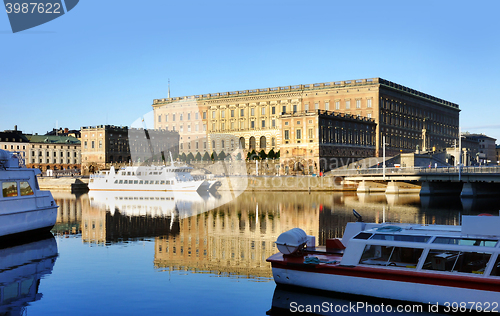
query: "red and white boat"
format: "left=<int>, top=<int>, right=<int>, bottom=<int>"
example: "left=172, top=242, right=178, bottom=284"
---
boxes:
left=267, top=212, right=500, bottom=312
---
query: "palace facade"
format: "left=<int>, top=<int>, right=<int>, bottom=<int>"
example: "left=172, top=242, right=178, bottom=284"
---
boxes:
left=152, top=78, right=459, bottom=172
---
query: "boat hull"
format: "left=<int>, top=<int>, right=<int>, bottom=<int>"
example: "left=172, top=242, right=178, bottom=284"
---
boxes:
left=270, top=263, right=500, bottom=310
left=0, top=206, right=58, bottom=238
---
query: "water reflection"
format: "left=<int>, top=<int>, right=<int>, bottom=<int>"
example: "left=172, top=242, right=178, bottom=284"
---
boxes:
left=0, top=234, right=57, bottom=315
left=267, top=286, right=448, bottom=316
left=51, top=190, right=500, bottom=278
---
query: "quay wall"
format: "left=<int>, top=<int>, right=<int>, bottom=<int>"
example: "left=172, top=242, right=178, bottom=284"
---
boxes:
left=218, top=176, right=356, bottom=192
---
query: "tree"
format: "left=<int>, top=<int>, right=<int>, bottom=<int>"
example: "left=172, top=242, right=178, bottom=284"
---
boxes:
left=186, top=152, right=195, bottom=163
left=203, top=152, right=210, bottom=162
left=179, top=153, right=186, bottom=162
left=195, top=152, right=202, bottom=162
left=218, top=151, right=226, bottom=161
left=235, top=152, right=242, bottom=161
left=247, top=149, right=258, bottom=160
left=267, top=149, right=276, bottom=160
left=258, top=150, right=267, bottom=160
left=275, top=150, right=280, bottom=159
left=211, top=151, right=216, bottom=161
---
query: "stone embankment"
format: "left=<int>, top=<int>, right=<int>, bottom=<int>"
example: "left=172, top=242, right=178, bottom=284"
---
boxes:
left=217, top=176, right=356, bottom=192
left=38, top=177, right=89, bottom=193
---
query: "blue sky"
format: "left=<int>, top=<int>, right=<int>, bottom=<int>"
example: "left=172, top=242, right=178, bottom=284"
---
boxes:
left=1, top=0, right=500, bottom=141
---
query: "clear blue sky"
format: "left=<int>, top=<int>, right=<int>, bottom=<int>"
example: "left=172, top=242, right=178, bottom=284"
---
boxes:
left=1, top=0, right=500, bottom=141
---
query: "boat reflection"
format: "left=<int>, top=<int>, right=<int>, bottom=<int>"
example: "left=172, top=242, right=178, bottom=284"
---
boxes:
left=267, top=286, right=447, bottom=316
left=0, top=234, right=57, bottom=315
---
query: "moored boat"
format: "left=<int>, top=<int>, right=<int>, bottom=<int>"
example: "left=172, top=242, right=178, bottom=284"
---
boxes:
left=267, top=211, right=500, bottom=312
left=0, top=149, right=58, bottom=238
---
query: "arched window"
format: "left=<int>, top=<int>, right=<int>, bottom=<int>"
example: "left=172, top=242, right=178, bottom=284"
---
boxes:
left=239, top=137, right=245, bottom=149
left=249, top=137, right=256, bottom=150
left=260, top=136, right=266, bottom=149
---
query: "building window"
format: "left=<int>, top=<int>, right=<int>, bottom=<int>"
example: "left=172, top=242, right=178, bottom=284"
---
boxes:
left=99, top=140, right=102, bottom=148
left=231, top=109, right=234, bottom=117
left=212, top=123, right=216, bottom=130
left=91, top=141, right=95, bottom=149
left=356, top=100, right=361, bottom=108
left=221, top=140, right=225, bottom=148
left=282, top=105, right=286, bottom=113
left=158, top=115, right=162, bottom=122
left=284, top=130, right=290, bottom=140
left=180, top=114, right=183, bottom=121
left=272, top=119, right=276, bottom=127
left=212, top=111, right=216, bottom=119
left=221, top=110, right=225, bottom=118
left=308, top=129, right=313, bottom=139
left=272, top=107, right=275, bottom=114
left=261, top=107, right=265, bottom=115
left=315, top=103, right=319, bottom=110
left=293, top=104, right=297, bottom=113
left=173, top=114, right=176, bottom=121
left=335, top=101, right=340, bottom=110
left=367, top=99, right=372, bottom=108
left=305, top=104, right=309, bottom=111
left=325, top=102, right=329, bottom=111
left=262, top=120, right=265, bottom=128
left=346, top=100, right=350, bottom=109
left=195, top=112, right=199, bottom=120
left=84, top=141, right=87, bottom=149
left=212, top=140, right=215, bottom=149
left=251, top=121, right=255, bottom=129
left=251, top=108, right=255, bottom=116
left=203, top=112, right=207, bottom=119
left=240, top=109, right=244, bottom=116
left=231, top=122, right=235, bottom=129
left=240, top=121, right=244, bottom=129
left=271, top=137, right=275, bottom=146
left=296, top=129, right=302, bottom=139
left=188, top=113, right=191, bottom=120
left=221, top=123, right=225, bottom=130
left=367, top=113, right=372, bottom=118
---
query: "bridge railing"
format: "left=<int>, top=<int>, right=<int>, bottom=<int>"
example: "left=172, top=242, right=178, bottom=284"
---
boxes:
left=328, top=166, right=500, bottom=177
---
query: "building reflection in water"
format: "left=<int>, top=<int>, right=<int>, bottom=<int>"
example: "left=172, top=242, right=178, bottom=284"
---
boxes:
left=52, top=190, right=498, bottom=279
left=0, top=234, right=57, bottom=315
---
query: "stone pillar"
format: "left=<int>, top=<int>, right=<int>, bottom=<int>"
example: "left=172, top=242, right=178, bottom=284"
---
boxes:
left=461, top=182, right=477, bottom=197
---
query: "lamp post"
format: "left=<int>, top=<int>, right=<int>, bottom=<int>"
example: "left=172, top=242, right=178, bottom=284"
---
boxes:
left=383, top=135, right=386, bottom=180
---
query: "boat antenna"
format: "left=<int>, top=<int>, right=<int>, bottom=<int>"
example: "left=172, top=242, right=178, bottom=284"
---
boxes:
left=169, top=151, right=174, bottom=167
left=353, top=209, right=363, bottom=222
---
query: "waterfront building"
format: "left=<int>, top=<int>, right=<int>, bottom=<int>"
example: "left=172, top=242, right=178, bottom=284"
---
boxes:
left=0, top=126, right=29, bottom=160
left=80, top=125, right=179, bottom=175
left=25, top=134, right=81, bottom=172
left=152, top=78, right=459, bottom=172
left=460, top=133, right=497, bottom=165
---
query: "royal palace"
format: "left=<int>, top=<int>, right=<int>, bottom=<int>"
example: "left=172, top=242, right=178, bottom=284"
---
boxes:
left=152, top=78, right=460, bottom=174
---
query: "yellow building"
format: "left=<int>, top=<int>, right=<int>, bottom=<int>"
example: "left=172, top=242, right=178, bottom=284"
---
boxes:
left=152, top=78, right=459, bottom=170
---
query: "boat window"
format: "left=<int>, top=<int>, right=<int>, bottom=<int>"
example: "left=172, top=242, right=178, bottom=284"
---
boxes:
left=2, top=182, right=18, bottom=197
left=19, top=181, right=34, bottom=196
left=119, top=180, right=123, bottom=184
left=137, top=172, right=141, bottom=176
left=139, top=180, right=143, bottom=184
left=134, top=180, right=138, bottom=184
left=490, top=255, right=500, bottom=276
left=433, top=237, right=497, bottom=247
left=160, top=181, right=165, bottom=184
left=354, top=233, right=372, bottom=240
left=124, top=180, right=128, bottom=184
left=155, top=181, right=160, bottom=184
left=372, top=234, right=431, bottom=243
left=144, top=180, right=149, bottom=184
left=166, top=180, right=170, bottom=185
left=359, top=245, right=423, bottom=268
left=114, top=180, right=118, bottom=184
left=127, top=172, right=131, bottom=175
left=422, top=249, right=492, bottom=274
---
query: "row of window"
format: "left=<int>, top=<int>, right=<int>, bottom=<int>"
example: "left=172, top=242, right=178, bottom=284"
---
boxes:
left=1, top=181, right=34, bottom=198
left=114, top=179, right=174, bottom=185
left=158, top=112, right=203, bottom=122
left=31, top=159, right=79, bottom=164
left=360, top=245, right=500, bottom=276
left=31, top=151, right=78, bottom=157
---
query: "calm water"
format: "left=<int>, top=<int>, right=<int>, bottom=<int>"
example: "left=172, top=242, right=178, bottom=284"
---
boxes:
left=4, top=190, right=499, bottom=315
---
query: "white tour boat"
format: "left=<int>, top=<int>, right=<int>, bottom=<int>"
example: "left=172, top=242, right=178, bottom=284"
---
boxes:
left=89, top=163, right=217, bottom=192
left=267, top=211, right=500, bottom=311
left=0, top=150, right=58, bottom=237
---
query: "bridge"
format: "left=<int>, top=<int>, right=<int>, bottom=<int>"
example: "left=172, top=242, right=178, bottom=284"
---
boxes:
left=328, top=166, right=500, bottom=197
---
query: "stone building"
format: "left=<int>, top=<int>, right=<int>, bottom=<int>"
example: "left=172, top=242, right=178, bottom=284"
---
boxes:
left=25, top=134, right=81, bottom=172
left=0, top=127, right=29, bottom=160
left=462, top=133, right=497, bottom=165
left=80, top=125, right=179, bottom=175
left=152, top=78, right=459, bottom=171
left=280, top=110, right=376, bottom=174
